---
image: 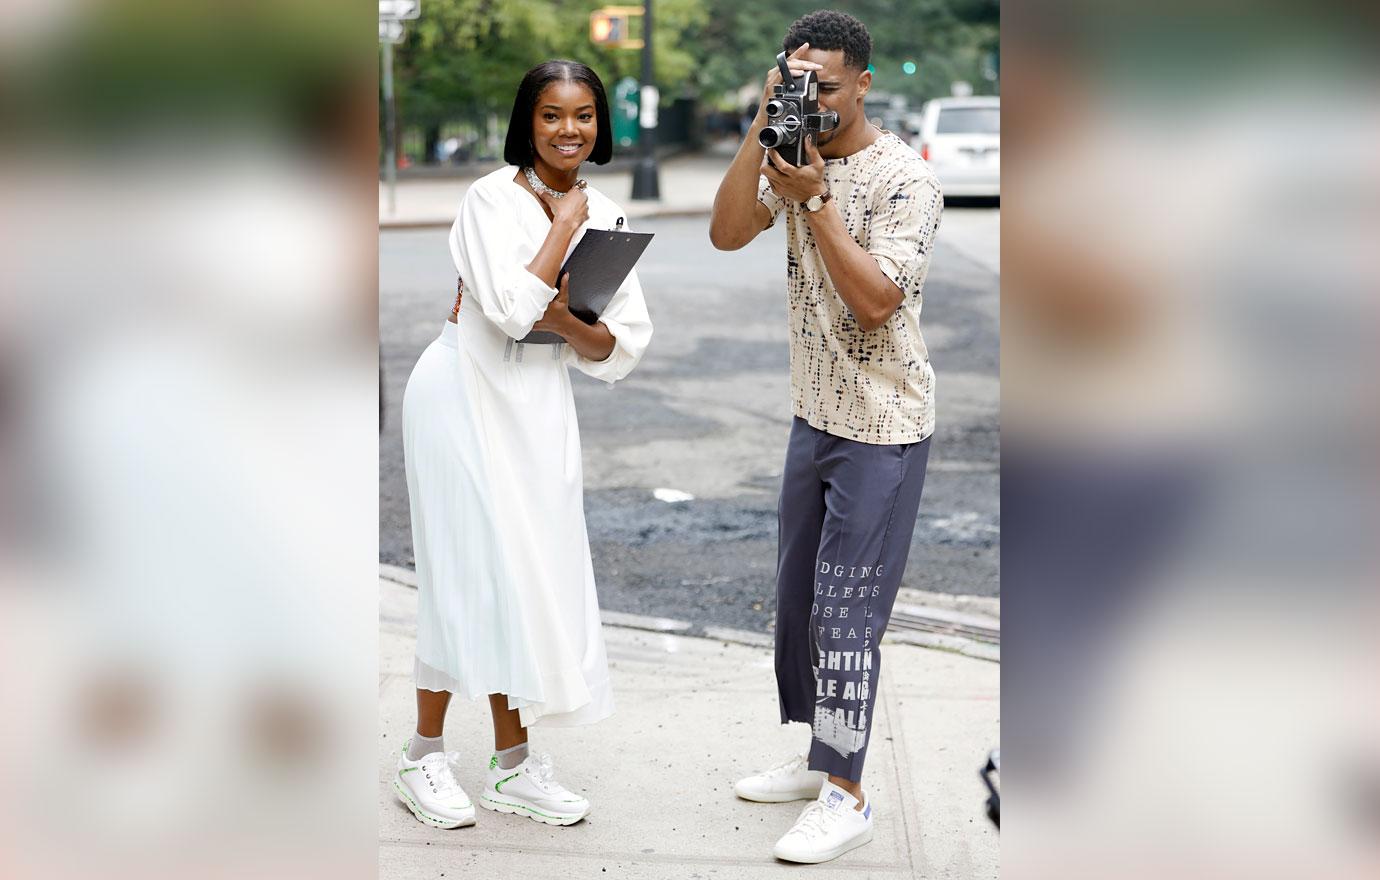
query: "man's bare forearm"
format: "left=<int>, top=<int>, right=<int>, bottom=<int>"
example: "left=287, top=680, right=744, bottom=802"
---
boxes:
left=805, top=202, right=903, bottom=332
left=710, top=118, right=769, bottom=250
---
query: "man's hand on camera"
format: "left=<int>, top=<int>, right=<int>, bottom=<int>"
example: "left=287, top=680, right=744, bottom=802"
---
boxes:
left=758, top=42, right=823, bottom=123
left=761, top=136, right=827, bottom=204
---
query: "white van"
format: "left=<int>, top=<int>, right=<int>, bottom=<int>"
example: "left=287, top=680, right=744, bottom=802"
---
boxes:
left=916, top=97, right=1000, bottom=198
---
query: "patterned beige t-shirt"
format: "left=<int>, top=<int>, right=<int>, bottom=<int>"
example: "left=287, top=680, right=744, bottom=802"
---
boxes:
left=759, top=131, right=942, bottom=444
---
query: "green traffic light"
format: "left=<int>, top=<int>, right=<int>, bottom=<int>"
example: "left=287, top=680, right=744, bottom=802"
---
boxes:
left=902, top=61, right=916, bottom=75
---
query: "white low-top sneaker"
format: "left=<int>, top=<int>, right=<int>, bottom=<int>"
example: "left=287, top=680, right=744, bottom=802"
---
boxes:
left=478, top=752, right=590, bottom=826
left=733, top=754, right=826, bottom=803
left=772, top=780, right=874, bottom=864
left=394, top=745, right=476, bottom=829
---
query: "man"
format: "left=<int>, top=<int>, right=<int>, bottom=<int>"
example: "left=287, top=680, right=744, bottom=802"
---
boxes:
left=709, top=10, right=942, bottom=865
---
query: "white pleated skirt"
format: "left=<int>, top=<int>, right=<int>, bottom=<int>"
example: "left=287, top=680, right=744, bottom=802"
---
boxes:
left=401, top=312, right=612, bottom=728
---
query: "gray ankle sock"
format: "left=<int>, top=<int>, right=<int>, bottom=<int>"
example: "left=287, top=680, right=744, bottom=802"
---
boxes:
left=495, top=742, right=529, bottom=770
left=407, top=733, right=444, bottom=761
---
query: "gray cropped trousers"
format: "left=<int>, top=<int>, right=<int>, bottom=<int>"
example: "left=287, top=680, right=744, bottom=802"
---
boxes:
left=774, top=416, right=932, bottom=782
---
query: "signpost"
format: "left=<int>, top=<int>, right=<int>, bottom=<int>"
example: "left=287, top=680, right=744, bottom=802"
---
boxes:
left=613, top=77, right=640, bottom=147
left=379, top=1, right=419, bottom=217
left=378, top=0, right=421, bottom=20
left=983, top=50, right=999, bottom=93
left=630, top=1, right=659, bottom=200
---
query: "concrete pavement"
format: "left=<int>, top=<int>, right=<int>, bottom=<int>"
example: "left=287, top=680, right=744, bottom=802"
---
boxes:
left=379, top=574, right=1000, bottom=879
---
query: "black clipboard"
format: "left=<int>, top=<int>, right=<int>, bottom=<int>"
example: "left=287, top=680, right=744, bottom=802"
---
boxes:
left=519, top=225, right=654, bottom=344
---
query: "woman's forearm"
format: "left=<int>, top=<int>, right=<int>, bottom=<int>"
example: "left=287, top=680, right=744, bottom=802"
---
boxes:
left=556, top=313, right=616, bottom=362
left=525, top=218, right=582, bottom=288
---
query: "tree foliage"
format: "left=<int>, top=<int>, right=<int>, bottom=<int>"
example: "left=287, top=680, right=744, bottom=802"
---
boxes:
left=387, top=0, right=998, bottom=132
left=392, top=0, right=706, bottom=130
left=687, top=0, right=999, bottom=105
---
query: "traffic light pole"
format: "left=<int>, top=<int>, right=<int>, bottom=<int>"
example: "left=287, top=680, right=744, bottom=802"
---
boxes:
left=631, top=0, right=660, bottom=200
left=382, top=39, right=397, bottom=216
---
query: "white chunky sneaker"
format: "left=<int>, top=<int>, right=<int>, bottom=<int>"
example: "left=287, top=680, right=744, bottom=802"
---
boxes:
left=394, top=745, right=475, bottom=829
left=733, top=754, right=826, bottom=803
left=478, top=752, right=590, bottom=826
left=772, top=780, right=874, bottom=864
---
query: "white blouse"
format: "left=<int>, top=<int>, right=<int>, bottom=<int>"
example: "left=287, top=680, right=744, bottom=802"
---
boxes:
left=449, top=166, right=652, bottom=382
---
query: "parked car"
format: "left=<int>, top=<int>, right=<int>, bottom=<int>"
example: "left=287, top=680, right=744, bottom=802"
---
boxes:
left=916, top=96, right=1000, bottom=198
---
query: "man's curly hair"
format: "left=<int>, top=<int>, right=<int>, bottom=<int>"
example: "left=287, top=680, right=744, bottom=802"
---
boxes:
left=783, top=10, right=872, bottom=72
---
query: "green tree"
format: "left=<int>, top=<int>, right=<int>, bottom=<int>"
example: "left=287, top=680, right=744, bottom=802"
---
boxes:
left=384, top=1, right=998, bottom=163
left=387, top=0, right=705, bottom=162
left=685, top=0, right=998, bottom=106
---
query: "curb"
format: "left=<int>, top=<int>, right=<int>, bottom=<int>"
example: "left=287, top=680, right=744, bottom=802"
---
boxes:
left=888, top=630, right=1001, bottom=663
left=377, top=219, right=455, bottom=231
left=380, top=146, right=702, bottom=184
left=379, top=206, right=712, bottom=231
left=380, top=563, right=416, bottom=587
left=600, top=609, right=692, bottom=635
left=701, top=625, right=774, bottom=649
left=380, top=563, right=1000, bottom=662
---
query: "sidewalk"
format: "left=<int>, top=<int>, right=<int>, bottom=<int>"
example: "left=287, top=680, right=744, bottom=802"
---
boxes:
left=378, top=574, right=1000, bottom=879
left=379, top=152, right=735, bottom=228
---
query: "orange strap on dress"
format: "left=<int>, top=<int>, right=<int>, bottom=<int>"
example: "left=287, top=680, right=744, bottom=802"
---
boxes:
left=450, top=277, right=464, bottom=321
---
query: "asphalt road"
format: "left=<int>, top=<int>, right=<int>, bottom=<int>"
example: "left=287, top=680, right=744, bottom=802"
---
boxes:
left=380, top=209, right=999, bottom=633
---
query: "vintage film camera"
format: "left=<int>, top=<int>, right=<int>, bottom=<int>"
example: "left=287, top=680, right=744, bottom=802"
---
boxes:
left=757, top=51, right=839, bottom=166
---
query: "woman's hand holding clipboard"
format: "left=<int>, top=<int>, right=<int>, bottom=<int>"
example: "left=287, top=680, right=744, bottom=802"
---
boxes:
left=529, top=271, right=574, bottom=337
left=520, top=220, right=654, bottom=345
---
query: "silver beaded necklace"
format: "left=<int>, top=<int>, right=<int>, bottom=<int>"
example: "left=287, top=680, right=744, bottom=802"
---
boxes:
left=523, top=166, right=586, bottom=199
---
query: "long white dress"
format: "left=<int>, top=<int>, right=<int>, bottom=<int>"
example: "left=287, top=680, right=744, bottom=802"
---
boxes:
left=402, top=166, right=652, bottom=728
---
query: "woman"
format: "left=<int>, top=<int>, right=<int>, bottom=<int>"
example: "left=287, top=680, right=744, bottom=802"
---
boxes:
left=394, top=61, right=652, bottom=829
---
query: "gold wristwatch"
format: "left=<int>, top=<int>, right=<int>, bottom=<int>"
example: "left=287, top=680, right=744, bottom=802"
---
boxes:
left=802, top=190, right=832, bottom=213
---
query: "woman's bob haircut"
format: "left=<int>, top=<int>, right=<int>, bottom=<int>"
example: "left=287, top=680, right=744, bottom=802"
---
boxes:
left=503, top=60, right=614, bottom=167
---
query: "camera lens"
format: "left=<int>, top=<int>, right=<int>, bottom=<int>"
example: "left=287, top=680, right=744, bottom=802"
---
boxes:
left=758, top=126, right=785, bottom=149
left=765, top=99, right=784, bottom=118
